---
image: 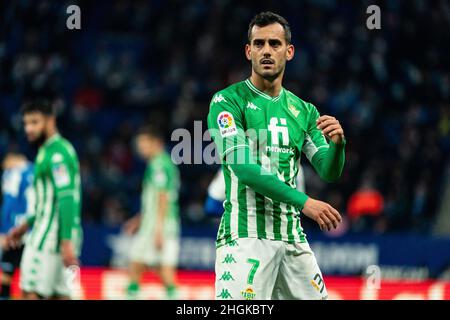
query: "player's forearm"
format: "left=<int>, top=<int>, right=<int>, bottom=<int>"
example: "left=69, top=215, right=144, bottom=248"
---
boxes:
left=225, top=148, right=309, bottom=210
left=58, top=194, right=76, bottom=240
left=311, top=140, right=346, bottom=182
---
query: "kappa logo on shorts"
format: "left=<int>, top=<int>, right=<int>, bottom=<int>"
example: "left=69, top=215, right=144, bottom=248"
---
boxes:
left=217, top=288, right=233, bottom=299
left=222, top=254, right=237, bottom=264
left=219, top=271, right=235, bottom=281
left=227, top=240, right=239, bottom=247
left=241, top=287, right=256, bottom=300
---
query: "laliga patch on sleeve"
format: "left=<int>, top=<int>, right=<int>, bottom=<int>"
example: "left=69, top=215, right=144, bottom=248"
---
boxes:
left=52, top=153, right=64, bottom=163
left=153, top=169, right=167, bottom=187
left=52, top=163, right=70, bottom=187
left=217, top=111, right=237, bottom=138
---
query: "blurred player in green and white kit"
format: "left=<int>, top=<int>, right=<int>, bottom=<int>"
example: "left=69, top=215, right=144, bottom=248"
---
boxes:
left=207, top=12, right=346, bottom=300
left=7, top=101, right=82, bottom=300
left=123, top=126, right=180, bottom=299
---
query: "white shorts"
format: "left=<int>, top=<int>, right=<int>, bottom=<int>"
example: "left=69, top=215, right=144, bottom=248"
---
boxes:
left=129, top=233, right=180, bottom=267
left=215, top=238, right=328, bottom=300
left=20, top=245, right=73, bottom=298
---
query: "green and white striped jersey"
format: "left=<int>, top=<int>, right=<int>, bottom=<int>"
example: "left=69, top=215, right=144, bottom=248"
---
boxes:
left=207, top=79, right=330, bottom=248
left=139, top=151, right=180, bottom=238
left=26, top=134, right=82, bottom=254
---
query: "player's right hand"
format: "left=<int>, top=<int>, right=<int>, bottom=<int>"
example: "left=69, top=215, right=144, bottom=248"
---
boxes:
left=0, top=234, right=7, bottom=250
left=302, top=198, right=342, bottom=231
left=6, top=223, right=28, bottom=249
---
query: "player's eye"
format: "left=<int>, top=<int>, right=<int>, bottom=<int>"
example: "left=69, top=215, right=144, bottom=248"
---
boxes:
left=253, top=40, right=264, bottom=47
left=269, top=40, right=282, bottom=48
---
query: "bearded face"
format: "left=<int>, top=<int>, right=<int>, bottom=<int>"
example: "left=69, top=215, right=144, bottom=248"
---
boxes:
left=23, top=112, right=49, bottom=147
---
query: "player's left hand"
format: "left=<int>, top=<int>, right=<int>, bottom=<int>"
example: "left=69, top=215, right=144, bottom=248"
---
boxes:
left=122, top=213, right=141, bottom=235
left=5, top=223, right=28, bottom=249
left=316, top=115, right=345, bottom=145
left=61, top=240, right=80, bottom=267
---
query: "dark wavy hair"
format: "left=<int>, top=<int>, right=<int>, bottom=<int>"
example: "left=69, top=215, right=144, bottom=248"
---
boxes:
left=20, top=100, right=55, bottom=116
left=248, top=11, right=291, bottom=44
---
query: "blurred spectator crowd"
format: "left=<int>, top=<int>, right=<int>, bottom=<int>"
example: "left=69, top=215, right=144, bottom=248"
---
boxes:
left=0, top=0, right=449, bottom=235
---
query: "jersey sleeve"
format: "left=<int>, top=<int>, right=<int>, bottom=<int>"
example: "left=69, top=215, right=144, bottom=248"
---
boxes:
left=151, top=161, right=171, bottom=192
left=207, top=92, right=249, bottom=160
left=302, top=103, right=346, bottom=182
left=301, top=103, right=330, bottom=162
left=49, top=150, right=77, bottom=241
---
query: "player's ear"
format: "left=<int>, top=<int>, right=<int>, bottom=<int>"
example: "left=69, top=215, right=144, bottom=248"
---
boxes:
left=245, top=43, right=251, bottom=61
left=286, top=44, right=294, bottom=61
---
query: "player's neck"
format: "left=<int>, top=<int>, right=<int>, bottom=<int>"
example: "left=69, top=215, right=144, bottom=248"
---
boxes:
left=44, top=129, right=59, bottom=145
left=249, top=73, right=283, bottom=97
left=149, top=146, right=164, bottom=160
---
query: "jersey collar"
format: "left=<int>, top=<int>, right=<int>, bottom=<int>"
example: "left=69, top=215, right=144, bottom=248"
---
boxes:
left=43, top=133, right=61, bottom=147
left=245, top=79, right=285, bottom=102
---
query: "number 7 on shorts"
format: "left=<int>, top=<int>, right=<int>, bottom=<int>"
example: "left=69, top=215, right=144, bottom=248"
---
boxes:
left=246, top=258, right=260, bottom=285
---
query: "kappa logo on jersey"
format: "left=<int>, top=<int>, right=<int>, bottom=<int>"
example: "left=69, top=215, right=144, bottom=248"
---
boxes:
left=211, top=94, right=227, bottom=104
left=268, top=117, right=289, bottom=146
left=217, top=111, right=237, bottom=138
left=52, top=163, right=70, bottom=187
left=246, top=102, right=261, bottom=110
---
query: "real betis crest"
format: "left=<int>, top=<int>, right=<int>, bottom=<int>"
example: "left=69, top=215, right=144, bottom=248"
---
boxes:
left=241, top=287, right=256, bottom=300
left=36, top=149, right=45, bottom=164
left=288, top=104, right=300, bottom=117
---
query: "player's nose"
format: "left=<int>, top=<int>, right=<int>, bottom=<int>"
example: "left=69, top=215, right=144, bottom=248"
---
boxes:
left=262, top=43, right=272, bottom=55
left=262, top=51, right=271, bottom=58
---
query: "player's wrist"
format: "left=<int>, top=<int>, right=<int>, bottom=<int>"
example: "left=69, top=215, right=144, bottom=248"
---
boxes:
left=330, top=136, right=346, bottom=146
left=60, top=239, right=73, bottom=247
left=298, top=192, right=309, bottom=210
left=19, top=222, right=29, bottom=234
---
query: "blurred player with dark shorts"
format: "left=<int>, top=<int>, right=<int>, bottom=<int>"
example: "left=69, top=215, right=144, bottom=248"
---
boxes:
left=0, top=152, right=34, bottom=300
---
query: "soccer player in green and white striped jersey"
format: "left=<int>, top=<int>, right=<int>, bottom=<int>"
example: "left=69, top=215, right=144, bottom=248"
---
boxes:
left=123, top=126, right=181, bottom=300
left=7, top=101, right=82, bottom=299
left=207, top=12, right=346, bottom=300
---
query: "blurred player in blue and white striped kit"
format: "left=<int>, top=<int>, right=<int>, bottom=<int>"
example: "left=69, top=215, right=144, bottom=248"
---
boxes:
left=0, top=152, right=34, bottom=300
